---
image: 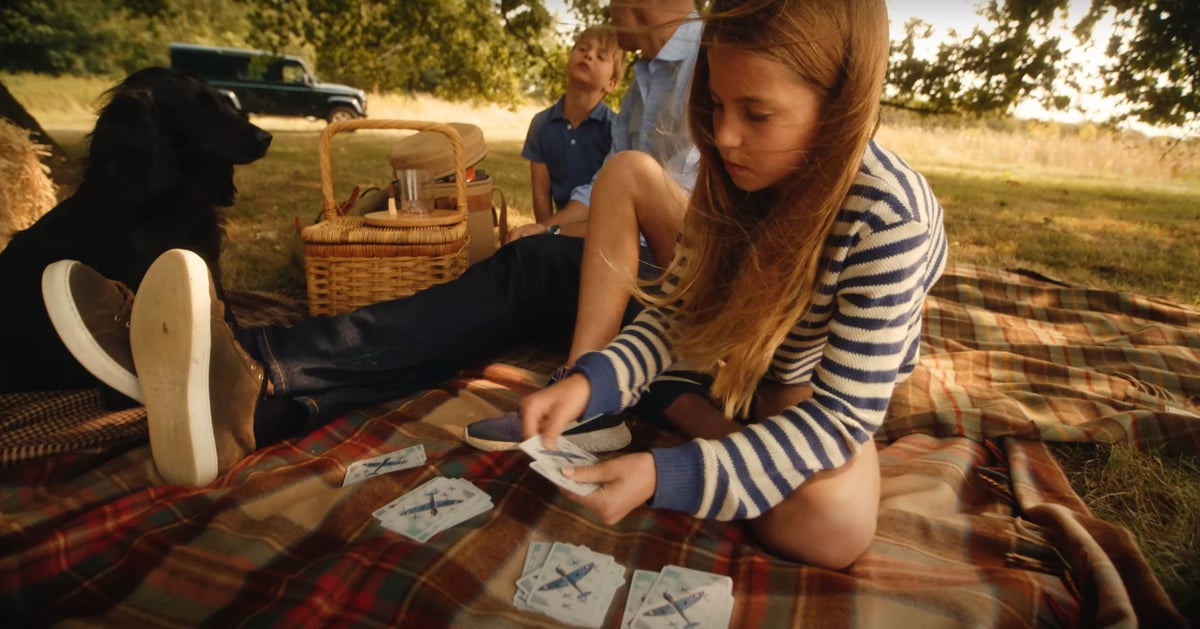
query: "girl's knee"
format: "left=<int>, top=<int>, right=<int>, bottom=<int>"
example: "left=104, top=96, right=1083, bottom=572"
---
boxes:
left=752, top=499, right=877, bottom=570
left=751, top=442, right=880, bottom=569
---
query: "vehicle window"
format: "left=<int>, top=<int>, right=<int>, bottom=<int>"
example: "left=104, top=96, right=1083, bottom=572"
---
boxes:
left=232, top=57, right=252, bottom=80
left=246, top=57, right=272, bottom=81
left=281, top=61, right=308, bottom=84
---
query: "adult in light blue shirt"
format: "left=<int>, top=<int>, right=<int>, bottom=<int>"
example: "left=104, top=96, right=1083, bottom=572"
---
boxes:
left=466, top=0, right=703, bottom=452
left=569, top=10, right=702, bottom=210
left=506, top=2, right=702, bottom=241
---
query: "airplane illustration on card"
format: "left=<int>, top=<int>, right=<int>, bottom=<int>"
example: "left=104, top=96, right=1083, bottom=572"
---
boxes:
left=642, top=590, right=705, bottom=628
left=537, top=448, right=593, bottom=465
left=397, top=490, right=463, bottom=518
left=363, top=455, right=407, bottom=474
left=537, top=562, right=596, bottom=600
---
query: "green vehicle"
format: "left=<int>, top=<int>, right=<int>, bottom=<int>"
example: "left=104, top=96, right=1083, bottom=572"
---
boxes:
left=169, top=43, right=367, bottom=123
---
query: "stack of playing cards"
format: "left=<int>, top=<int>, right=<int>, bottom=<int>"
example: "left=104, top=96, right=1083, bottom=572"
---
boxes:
left=514, top=541, right=627, bottom=628
left=342, top=444, right=427, bottom=486
left=620, top=565, right=734, bottom=628
left=519, top=434, right=601, bottom=495
left=372, top=476, right=493, bottom=542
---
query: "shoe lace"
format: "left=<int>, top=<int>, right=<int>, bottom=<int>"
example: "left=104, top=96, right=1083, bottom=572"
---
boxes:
left=111, top=282, right=134, bottom=328
left=548, top=365, right=569, bottom=386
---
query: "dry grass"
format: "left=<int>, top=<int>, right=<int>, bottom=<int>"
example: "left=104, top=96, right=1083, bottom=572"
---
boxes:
left=877, top=114, right=1200, bottom=184
left=8, top=77, right=1200, bottom=619
left=1052, top=443, right=1200, bottom=622
left=0, top=118, right=57, bottom=252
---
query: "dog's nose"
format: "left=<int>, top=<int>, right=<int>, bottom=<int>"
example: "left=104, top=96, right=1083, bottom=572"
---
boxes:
left=254, top=128, right=273, bottom=151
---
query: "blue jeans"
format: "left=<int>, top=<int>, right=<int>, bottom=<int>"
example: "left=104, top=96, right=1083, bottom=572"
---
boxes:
left=250, top=235, right=637, bottom=437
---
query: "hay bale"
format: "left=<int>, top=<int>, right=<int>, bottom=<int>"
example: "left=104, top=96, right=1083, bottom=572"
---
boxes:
left=0, top=117, right=57, bottom=253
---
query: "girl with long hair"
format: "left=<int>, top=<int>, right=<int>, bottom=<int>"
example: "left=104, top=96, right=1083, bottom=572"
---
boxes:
left=519, top=0, right=948, bottom=569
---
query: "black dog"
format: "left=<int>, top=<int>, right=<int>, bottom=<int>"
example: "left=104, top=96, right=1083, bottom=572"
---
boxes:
left=0, top=67, right=271, bottom=395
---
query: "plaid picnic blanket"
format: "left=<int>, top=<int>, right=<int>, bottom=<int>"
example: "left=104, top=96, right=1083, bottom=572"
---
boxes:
left=0, top=263, right=1194, bottom=627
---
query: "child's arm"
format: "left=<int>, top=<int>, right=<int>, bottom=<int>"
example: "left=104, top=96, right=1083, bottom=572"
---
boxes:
left=529, top=161, right=553, bottom=224
left=566, top=184, right=945, bottom=521
left=520, top=372, right=591, bottom=447
left=651, top=218, right=940, bottom=521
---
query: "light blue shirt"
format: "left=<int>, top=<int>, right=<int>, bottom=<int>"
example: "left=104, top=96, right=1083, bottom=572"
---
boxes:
left=569, top=13, right=702, bottom=208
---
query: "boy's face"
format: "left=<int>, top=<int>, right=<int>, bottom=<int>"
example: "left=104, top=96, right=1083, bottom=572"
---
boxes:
left=566, top=38, right=618, bottom=93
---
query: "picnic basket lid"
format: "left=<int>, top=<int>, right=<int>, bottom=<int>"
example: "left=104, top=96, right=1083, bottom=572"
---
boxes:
left=388, top=122, right=487, bottom=180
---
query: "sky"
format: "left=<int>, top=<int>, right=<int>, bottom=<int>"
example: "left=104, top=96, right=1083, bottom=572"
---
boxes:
left=543, top=1, right=1138, bottom=129
left=542, top=1, right=994, bottom=37
left=887, top=1, right=1124, bottom=126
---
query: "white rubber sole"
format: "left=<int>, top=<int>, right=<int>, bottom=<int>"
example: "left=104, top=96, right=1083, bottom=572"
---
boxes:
left=131, top=249, right=219, bottom=486
left=42, top=260, right=143, bottom=402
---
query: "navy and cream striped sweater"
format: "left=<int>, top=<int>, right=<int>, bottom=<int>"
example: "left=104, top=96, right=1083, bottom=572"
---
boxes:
left=572, top=141, right=948, bottom=520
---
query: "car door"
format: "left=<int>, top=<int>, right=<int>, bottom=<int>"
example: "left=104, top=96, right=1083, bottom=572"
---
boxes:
left=253, top=59, right=321, bottom=118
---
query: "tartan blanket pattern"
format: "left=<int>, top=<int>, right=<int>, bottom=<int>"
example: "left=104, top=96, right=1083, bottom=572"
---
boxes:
left=883, top=264, right=1200, bottom=453
left=0, top=291, right=309, bottom=467
left=0, top=264, right=1193, bottom=627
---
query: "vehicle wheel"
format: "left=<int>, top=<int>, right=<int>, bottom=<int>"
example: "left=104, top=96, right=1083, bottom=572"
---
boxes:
left=326, top=105, right=359, bottom=124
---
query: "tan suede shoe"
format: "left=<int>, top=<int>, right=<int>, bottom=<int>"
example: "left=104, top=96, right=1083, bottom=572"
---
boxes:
left=42, top=259, right=142, bottom=401
left=130, top=249, right=261, bottom=486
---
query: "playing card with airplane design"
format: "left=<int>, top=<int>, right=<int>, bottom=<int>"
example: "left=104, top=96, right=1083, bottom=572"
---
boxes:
left=517, top=541, right=627, bottom=628
left=519, top=434, right=601, bottom=496
left=342, top=444, right=427, bottom=486
left=630, top=564, right=733, bottom=629
left=373, top=476, right=493, bottom=542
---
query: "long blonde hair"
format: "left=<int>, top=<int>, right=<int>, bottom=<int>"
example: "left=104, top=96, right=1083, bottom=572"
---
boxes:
left=643, top=0, right=890, bottom=417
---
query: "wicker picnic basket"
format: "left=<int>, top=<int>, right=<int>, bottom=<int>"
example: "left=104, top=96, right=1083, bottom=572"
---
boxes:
left=301, top=119, right=470, bottom=316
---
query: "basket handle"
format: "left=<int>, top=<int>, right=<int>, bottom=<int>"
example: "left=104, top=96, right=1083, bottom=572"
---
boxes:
left=317, top=119, right=469, bottom=222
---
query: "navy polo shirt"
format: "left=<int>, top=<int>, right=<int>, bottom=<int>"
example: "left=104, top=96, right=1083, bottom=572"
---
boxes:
left=522, top=97, right=614, bottom=210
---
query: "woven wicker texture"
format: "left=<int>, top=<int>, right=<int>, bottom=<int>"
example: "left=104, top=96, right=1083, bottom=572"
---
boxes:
left=303, top=120, right=471, bottom=316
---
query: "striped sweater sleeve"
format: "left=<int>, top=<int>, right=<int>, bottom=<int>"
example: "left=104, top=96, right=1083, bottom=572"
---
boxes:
left=652, top=218, right=933, bottom=519
left=573, top=146, right=946, bottom=520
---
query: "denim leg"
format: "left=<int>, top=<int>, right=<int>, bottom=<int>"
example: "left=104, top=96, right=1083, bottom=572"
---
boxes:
left=252, top=235, right=585, bottom=430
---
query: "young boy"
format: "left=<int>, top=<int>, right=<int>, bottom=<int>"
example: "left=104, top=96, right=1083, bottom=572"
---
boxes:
left=517, top=26, right=626, bottom=237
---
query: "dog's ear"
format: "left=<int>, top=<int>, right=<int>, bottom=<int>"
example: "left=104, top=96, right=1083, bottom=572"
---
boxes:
left=86, top=88, right=179, bottom=202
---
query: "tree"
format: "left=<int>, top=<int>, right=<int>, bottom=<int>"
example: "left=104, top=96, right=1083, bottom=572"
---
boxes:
left=886, top=0, right=1199, bottom=131
left=245, top=0, right=571, bottom=104
left=0, top=0, right=251, bottom=76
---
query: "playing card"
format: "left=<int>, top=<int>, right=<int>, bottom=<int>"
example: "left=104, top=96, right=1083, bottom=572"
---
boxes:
left=520, top=434, right=600, bottom=469
left=521, top=434, right=601, bottom=496
left=342, top=444, right=427, bottom=486
left=631, top=564, right=734, bottom=629
left=521, top=540, right=552, bottom=579
left=529, top=459, right=601, bottom=496
left=525, top=542, right=625, bottom=628
left=620, top=570, right=660, bottom=628
left=514, top=540, right=554, bottom=610
left=374, top=476, right=492, bottom=542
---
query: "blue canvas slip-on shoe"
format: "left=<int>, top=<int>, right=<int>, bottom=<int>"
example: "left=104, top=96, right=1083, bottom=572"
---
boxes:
left=42, top=259, right=143, bottom=402
left=463, top=411, right=631, bottom=453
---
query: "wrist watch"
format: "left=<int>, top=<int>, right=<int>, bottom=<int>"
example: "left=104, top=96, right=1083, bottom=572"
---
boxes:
left=545, top=224, right=562, bottom=236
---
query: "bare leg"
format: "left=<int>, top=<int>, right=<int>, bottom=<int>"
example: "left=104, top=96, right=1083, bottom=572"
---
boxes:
left=566, top=151, right=688, bottom=365
left=663, top=381, right=880, bottom=569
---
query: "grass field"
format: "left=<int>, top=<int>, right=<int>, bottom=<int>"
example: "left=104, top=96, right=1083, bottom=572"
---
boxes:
left=5, top=73, right=1200, bottom=619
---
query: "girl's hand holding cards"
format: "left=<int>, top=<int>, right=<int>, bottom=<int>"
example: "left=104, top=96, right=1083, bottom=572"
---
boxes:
left=561, top=452, right=656, bottom=524
left=519, top=373, right=591, bottom=448
left=519, top=433, right=658, bottom=524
